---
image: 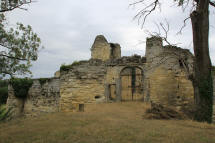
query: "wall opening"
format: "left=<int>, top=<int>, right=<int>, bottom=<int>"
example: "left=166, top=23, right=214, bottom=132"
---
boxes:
left=120, top=67, right=144, bottom=101
left=95, top=96, right=101, bottom=99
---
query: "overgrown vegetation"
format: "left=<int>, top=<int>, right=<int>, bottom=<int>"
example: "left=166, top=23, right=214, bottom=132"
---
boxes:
left=38, top=78, right=49, bottom=86
left=0, top=80, right=8, bottom=105
left=194, top=76, right=213, bottom=123
left=212, top=66, right=215, bottom=76
left=0, top=105, right=11, bottom=122
left=9, top=78, right=33, bottom=99
left=60, top=60, right=88, bottom=71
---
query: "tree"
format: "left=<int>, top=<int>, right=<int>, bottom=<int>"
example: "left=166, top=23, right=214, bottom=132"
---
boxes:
left=131, top=0, right=215, bottom=123
left=0, top=0, right=42, bottom=78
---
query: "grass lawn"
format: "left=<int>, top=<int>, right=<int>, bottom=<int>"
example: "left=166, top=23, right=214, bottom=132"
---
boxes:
left=0, top=102, right=215, bottom=143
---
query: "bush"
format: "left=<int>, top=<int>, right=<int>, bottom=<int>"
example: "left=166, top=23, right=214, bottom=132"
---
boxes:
left=38, top=78, right=50, bottom=86
left=0, top=105, right=12, bottom=122
left=60, top=60, right=88, bottom=72
left=0, top=80, right=8, bottom=105
left=10, top=78, right=33, bottom=99
left=0, top=87, right=8, bottom=105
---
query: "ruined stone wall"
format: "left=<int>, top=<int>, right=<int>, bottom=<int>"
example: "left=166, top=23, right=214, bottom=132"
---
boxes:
left=146, top=66, right=194, bottom=109
left=145, top=37, right=163, bottom=62
left=60, top=61, right=107, bottom=112
left=7, top=78, right=60, bottom=117
left=144, top=37, right=194, bottom=111
left=110, top=43, right=121, bottom=59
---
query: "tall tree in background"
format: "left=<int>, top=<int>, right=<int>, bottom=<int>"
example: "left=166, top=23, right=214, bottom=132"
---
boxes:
left=131, top=0, right=215, bottom=123
left=0, top=0, right=42, bottom=78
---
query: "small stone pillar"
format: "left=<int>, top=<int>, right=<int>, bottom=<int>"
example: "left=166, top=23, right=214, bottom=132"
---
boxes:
left=104, top=84, right=110, bottom=102
left=116, top=78, right=121, bottom=102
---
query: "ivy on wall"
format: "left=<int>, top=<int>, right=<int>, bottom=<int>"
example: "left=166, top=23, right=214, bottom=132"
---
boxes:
left=10, top=78, right=33, bottom=99
left=0, top=80, right=8, bottom=105
left=212, top=66, right=215, bottom=76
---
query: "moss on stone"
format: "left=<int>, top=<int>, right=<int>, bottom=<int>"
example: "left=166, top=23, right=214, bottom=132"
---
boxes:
left=194, top=76, right=213, bottom=123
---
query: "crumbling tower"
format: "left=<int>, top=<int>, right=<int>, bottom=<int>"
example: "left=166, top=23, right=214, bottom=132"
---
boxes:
left=145, top=36, right=163, bottom=62
left=91, top=35, right=121, bottom=61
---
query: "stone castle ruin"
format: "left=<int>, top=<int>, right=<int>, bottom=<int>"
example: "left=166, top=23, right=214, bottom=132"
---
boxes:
left=6, top=35, right=215, bottom=117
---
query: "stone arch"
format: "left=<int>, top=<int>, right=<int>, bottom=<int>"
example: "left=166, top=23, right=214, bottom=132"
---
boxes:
left=119, top=66, right=144, bottom=101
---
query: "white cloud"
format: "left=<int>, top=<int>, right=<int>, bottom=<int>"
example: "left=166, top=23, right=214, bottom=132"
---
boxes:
left=4, top=0, right=215, bottom=78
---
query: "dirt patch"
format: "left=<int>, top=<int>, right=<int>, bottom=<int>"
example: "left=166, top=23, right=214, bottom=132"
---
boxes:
left=144, top=103, right=187, bottom=120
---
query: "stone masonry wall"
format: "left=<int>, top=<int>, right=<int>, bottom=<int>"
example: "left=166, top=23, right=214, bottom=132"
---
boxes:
left=7, top=78, right=60, bottom=117
left=144, top=37, right=194, bottom=112
left=60, top=61, right=107, bottom=112
left=147, top=66, right=194, bottom=110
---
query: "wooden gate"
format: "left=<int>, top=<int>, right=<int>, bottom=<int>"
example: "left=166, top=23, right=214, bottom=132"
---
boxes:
left=120, top=67, right=143, bottom=101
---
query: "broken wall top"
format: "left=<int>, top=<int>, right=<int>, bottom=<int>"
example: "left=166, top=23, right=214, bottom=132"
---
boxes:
left=91, top=35, right=121, bottom=61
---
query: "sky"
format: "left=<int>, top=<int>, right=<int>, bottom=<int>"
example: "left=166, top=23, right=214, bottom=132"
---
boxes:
left=5, top=0, right=215, bottom=78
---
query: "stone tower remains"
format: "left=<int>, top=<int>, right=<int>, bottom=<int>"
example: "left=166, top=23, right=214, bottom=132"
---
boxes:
left=91, top=35, right=121, bottom=61
left=145, top=36, right=163, bottom=62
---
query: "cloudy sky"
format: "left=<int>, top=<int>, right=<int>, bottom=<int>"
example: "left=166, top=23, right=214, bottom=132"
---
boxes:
left=5, top=0, right=215, bottom=78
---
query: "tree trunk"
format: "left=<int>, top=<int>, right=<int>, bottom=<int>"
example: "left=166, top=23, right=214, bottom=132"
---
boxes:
left=190, top=0, right=213, bottom=123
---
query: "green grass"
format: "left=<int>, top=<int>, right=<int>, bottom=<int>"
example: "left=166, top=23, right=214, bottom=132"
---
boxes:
left=0, top=102, right=215, bottom=143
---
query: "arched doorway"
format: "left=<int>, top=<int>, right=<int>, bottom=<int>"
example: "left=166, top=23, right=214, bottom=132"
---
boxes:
left=120, top=67, right=143, bottom=101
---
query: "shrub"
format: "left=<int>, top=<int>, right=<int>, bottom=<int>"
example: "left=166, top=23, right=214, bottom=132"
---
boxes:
left=0, top=87, right=8, bottom=105
left=60, top=64, right=72, bottom=72
left=10, top=78, right=33, bottom=99
left=60, top=60, right=88, bottom=72
left=38, top=78, right=49, bottom=86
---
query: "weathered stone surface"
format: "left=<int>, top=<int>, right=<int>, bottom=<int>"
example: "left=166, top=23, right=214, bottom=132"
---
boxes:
left=7, top=78, right=60, bottom=117
left=143, top=36, right=194, bottom=113
left=7, top=85, right=25, bottom=117
left=147, top=66, right=194, bottom=111
left=54, top=71, right=60, bottom=78
left=24, top=78, right=60, bottom=117
left=91, top=35, right=121, bottom=61
left=60, top=62, right=107, bottom=112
